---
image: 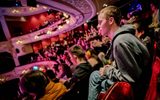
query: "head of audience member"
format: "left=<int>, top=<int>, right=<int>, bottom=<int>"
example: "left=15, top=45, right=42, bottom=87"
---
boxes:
left=133, top=22, right=145, bottom=38
left=97, top=5, right=122, bottom=39
left=88, top=35, right=102, bottom=48
left=19, top=70, right=49, bottom=99
left=45, top=69, right=59, bottom=83
left=69, top=45, right=86, bottom=64
left=45, top=69, right=56, bottom=80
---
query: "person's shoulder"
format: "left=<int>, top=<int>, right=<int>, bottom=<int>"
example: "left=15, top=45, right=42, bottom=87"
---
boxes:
left=77, top=62, right=92, bottom=70
left=114, top=24, right=135, bottom=39
left=114, top=33, right=134, bottom=45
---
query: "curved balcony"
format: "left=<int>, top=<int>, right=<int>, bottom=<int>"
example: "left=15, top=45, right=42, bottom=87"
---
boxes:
left=1, top=0, right=96, bottom=44
left=0, top=60, right=57, bottom=82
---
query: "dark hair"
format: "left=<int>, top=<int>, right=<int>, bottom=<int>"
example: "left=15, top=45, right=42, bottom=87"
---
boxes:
left=45, top=69, right=56, bottom=79
left=136, top=22, right=145, bottom=33
left=70, top=45, right=85, bottom=58
left=19, top=71, right=49, bottom=98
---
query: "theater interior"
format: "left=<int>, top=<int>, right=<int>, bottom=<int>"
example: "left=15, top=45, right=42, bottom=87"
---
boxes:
left=0, top=0, right=159, bottom=100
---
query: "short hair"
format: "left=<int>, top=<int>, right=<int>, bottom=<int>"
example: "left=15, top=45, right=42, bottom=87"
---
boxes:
left=19, top=70, right=49, bottom=96
left=134, top=21, right=148, bottom=33
left=99, top=5, right=122, bottom=25
left=70, top=45, right=85, bottom=58
left=45, top=69, right=56, bottom=79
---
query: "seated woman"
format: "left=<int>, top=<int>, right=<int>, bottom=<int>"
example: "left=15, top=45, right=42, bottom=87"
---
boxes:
left=19, top=70, right=67, bottom=100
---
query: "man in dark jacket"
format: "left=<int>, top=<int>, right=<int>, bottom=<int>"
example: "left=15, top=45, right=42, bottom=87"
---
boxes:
left=88, top=5, right=151, bottom=100
left=61, top=45, right=92, bottom=100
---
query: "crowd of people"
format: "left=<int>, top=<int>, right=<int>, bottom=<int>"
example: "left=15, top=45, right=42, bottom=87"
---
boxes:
left=2, top=0, right=160, bottom=100
left=28, top=11, right=69, bottom=34
left=12, top=11, right=68, bottom=37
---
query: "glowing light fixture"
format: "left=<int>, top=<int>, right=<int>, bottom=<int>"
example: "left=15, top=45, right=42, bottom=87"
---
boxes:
left=34, top=35, right=39, bottom=39
left=58, top=25, right=63, bottom=30
left=63, top=13, right=69, bottom=18
left=12, top=9, right=20, bottom=13
left=29, top=7, right=36, bottom=11
left=16, top=40, right=23, bottom=44
left=65, top=20, right=70, bottom=24
left=47, top=30, right=52, bottom=34
left=43, top=6, right=47, bottom=9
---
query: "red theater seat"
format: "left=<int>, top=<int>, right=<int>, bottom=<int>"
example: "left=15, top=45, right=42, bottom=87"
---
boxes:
left=145, top=57, right=160, bottom=100
left=97, top=82, right=134, bottom=100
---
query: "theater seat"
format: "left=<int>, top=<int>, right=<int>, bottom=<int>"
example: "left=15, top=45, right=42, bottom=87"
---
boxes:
left=97, top=82, right=134, bottom=100
left=145, top=57, right=160, bottom=100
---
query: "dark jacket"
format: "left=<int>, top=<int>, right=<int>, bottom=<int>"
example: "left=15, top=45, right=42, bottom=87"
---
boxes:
left=105, top=25, right=150, bottom=83
left=63, top=62, right=92, bottom=100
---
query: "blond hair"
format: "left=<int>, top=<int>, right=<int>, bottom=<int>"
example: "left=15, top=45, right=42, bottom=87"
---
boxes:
left=99, top=6, right=122, bottom=25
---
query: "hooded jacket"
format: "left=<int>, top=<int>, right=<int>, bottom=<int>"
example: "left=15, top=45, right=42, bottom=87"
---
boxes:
left=105, top=25, right=150, bottom=83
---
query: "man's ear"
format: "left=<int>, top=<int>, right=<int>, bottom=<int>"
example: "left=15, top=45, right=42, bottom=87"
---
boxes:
left=108, top=17, right=114, bottom=25
left=141, top=31, right=144, bottom=35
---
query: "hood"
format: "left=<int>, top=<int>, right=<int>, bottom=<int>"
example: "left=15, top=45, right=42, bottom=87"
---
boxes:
left=114, top=24, right=135, bottom=38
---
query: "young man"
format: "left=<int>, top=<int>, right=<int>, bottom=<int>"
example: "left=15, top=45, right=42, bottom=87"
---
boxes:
left=88, top=6, right=151, bottom=100
left=61, top=45, right=92, bottom=100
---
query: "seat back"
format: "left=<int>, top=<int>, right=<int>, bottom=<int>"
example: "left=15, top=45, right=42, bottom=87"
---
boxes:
left=98, top=82, right=134, bottom=100
left=145, top=57, right=160, bottom=100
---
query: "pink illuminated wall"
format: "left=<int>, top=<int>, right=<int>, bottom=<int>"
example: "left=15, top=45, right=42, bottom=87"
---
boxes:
left=32, top=32, right=68, bottom=53
left=41, top=39, right=51, bottom=48
left=32, top=41, right=42, bottom=53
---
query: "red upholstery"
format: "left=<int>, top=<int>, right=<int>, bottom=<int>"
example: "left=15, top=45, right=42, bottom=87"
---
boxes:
left=145, top=57, right=160, bottom=100
left=97, top=82, right=134, bottom=100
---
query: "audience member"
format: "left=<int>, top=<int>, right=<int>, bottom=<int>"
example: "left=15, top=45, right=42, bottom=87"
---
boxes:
left=19, top=70, right=67, bottom=100
left=88, top=5, right=151, bottom=100
left=61, top=45, right=92, bottom=100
